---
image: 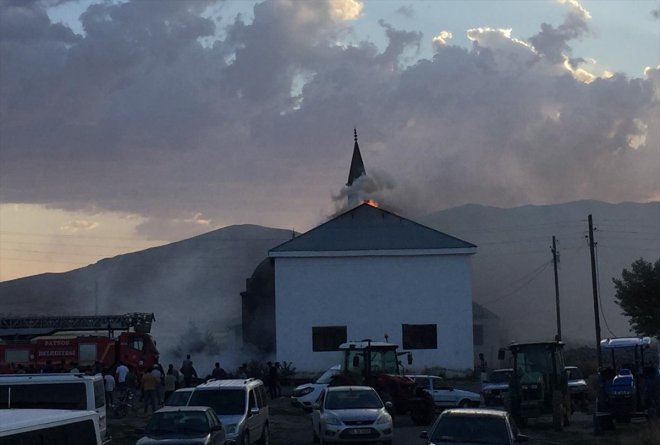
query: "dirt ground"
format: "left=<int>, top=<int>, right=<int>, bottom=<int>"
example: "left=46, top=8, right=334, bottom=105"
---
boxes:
left=108, top=394, right=660, bottom=445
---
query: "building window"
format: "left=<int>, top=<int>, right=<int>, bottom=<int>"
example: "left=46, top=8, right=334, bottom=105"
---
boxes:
left=312, top=326, right=347, bottom=352
left=473, top=324, right=484, bottom=346
left=402, top=324, right=437, bottom=350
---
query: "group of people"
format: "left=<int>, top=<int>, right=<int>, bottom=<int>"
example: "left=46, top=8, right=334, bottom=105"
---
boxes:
left=1, top=359, right=103, bottom=375
left=3, top=354, right=288, bottom=416
left=179, top=355, right=284, bottom=400
left=103, top=360, right=193, bottom=414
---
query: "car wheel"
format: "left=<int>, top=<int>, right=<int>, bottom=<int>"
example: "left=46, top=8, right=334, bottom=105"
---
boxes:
left=240, top=431, right=250, bottom=445
left=458, top=399, right=470, bottom=408
left=259, top=424, right=269, bottom=445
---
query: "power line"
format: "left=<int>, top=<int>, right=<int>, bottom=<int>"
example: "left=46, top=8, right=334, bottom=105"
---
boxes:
left=482, top=260, right=552, bottom=305
left=595, top=244, right=617, bottom=338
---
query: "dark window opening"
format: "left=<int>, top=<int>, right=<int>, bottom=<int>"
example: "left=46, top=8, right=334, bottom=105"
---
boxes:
left=402, top=324, right=437, bottom=350
left=312, top=326, right=347, bottom=352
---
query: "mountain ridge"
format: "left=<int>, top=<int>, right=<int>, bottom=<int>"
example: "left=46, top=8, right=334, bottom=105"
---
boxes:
left=1, top=200, right=658, bottom=365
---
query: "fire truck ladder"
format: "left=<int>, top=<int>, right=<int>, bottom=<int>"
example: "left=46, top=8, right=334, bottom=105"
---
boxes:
left=0, top=313, right=155, bottom=341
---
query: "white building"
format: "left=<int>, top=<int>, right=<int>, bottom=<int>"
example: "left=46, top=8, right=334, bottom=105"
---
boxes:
left=269, top=202, right=477, bottom=374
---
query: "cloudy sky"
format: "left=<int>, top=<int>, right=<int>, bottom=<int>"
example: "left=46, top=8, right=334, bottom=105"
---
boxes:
left=1, top=0, right=659, bottom=281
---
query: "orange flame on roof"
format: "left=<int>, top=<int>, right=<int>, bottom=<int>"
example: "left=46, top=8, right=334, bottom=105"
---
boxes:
left=363, top=199, right=379, bottom=207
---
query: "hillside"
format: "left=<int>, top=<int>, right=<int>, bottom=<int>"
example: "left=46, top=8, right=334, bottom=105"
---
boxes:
left=0, top=224, right=295, bottom=367
left=1, top=201, right=658, bottom=369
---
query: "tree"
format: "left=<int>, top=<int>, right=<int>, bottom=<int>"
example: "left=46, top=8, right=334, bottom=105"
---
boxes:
left=612, top=258, right=660, bottom=337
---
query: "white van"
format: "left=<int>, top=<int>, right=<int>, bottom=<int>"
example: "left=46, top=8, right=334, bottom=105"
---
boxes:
left=0, top=374, right=107, bottom=442
left=187, top=378, right=269, bottom=445
left=0, top=409, right=102, bottom=445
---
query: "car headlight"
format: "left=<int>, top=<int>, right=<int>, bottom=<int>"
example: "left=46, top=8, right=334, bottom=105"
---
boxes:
left=296, top=387, right=314, bottom=396
left=225, top=424, right=237, bottom=434
left=376, top=413, right=392, bottom=424
left=324, top=414, right=342, bottom=425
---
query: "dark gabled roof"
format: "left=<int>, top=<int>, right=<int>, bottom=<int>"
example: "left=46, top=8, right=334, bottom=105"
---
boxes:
left=270, top=203, right=476, bottom=253
left=346, top=129, right=366, bottom=186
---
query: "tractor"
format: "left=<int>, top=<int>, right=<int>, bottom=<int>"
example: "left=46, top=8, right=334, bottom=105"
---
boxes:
left=594, top=337, right=660, bottom=432
left=505, top=341, right=571, bottom=431
left=331, top=340, right=435, bottom=425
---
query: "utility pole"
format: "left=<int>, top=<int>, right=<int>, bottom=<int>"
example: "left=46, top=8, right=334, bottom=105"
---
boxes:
left=588, top=214, right=602, bottom=368
left=551, top=236, right=561, bottom=341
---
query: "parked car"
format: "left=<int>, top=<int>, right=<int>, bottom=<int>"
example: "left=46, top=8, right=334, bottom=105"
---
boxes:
left=291, top=364, right=341, bottom=411
left=406, top=375, right=480, bottom=408
left=566, top=365, right=589, bottom=411
left=312, top=385, right=393, bottom=444
left=186, top=378, right=269, bottom=445
left=165, top=387, right=195, bottom=407
left=136, top=406, right=225, bottom=445
left=481, top=368, right=512, bottom=406
left=420, top=408, right=529, bottom=445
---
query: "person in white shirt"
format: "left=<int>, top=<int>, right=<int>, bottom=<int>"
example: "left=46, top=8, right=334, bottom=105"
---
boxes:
left=115, top=362, right=129, bottom=392
left=104, top=372, right=116, bottom=405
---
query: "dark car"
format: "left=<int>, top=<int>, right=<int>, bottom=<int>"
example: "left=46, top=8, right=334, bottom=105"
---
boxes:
left=136, top=406, right=226, bottom=445
left=420, top=408, right=528, bottom=445
left=481, top=369, right=512, bottom=406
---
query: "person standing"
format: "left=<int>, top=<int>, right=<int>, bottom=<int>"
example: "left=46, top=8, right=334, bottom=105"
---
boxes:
left=237, top=363, right=248, bottom=379
left=274, top=362, right=282, bottom=397
left=167, top=364, right=180, bottom=389
left=141, top=368, right=158, bottom=414
left=211, top=362, right=228, bottom=380
left=151, top=364, right=164, bottom=406
left=267, top=362, right=278, bottom=399
left=164, top=368, right=177, bottom=403
left=180, top=358, right=197, bottom=387
left=181, top=354, right=192, bottom=370
left=103, top=372, right=116, bottom=406
left=115, top=361, right=129, bottom=392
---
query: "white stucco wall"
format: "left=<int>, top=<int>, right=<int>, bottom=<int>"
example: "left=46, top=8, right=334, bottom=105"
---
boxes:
left=273, top=254, right=474, bottom=374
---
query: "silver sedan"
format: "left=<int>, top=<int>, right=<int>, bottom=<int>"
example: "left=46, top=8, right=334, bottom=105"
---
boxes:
left=311, top=386, right=393, bottom=445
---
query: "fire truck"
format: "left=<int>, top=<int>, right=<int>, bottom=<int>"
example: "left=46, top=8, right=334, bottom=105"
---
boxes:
left=0, top=313, right=159, bottom=373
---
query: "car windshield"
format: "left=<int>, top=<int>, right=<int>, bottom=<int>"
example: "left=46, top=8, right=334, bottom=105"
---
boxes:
left=567, top=368, right=583, bottom=380
left=325, top=389, right=383, bottom=410
left=431, top=414, right=510, bottom=444
left=317, top=367, right=340, bottom=384
left=145, top=411, right=210, bottom=434
left=166, top=390, right=192, bottom=406
left=488, top=371, right=510, bottom=384
left=188, top=389, right=245, bottom=415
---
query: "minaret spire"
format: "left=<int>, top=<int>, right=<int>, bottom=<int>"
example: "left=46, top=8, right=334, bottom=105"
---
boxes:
left=347, top=128, right=366, bottom=187
left=347, top=128, right=367, bottom=208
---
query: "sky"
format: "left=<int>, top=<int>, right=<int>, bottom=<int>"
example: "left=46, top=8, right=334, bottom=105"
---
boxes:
left=0, top=0, right=659, bottom=281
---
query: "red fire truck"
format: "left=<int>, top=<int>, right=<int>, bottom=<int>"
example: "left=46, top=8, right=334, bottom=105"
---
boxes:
left=0, top=313, right=159, bottom=373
